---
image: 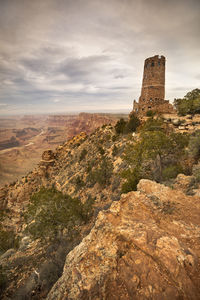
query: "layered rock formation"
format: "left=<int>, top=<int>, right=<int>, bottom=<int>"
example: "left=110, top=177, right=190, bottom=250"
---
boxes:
left=47, top=179, right=200, bottom=300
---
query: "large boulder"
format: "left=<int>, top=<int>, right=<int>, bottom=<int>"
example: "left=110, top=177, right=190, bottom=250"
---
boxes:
left=47, top=179, right=200, bottom=300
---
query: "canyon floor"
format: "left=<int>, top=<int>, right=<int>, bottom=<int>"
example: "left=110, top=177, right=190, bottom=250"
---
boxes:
left=0, top=113, right=125, bottom=186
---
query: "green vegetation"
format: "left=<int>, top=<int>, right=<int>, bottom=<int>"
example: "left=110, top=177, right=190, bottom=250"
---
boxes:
left=174, top=88, right=200, bottom=116
left=24, top=187, right=94, bottom=240
left=87, top=157, right=113, bottom=187
left=0, top=227, right=19, bottom=254
left=115, top=113, right=140, bottom=134
left=162, top=165, right=183, bottom=180
left=0, top=265, right=7, bottom=296
left=140, top=117, right=164, bottom=132
left=146, top=110, right=156, bottom=117
left=188, top=130, right=200, bottom=162
left=121, top=168, right=141, bottom=193
left=115, top=118, right=126, bottom=134
left=0, top=210, right=19, bottom=254
left=125, top=113, right=140, bottom=133
left=121, top=117, right=190, bottom=192
left=192, top=163, right=200, bottom=183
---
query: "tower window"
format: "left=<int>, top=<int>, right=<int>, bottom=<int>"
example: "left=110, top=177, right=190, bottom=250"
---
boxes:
left=151, top=61, right=154, bottom=66
left=158, top=61, right=160, bottom=66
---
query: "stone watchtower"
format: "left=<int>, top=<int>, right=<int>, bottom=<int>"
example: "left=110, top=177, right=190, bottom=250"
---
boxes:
left=133, top=55, right=174, bottom=116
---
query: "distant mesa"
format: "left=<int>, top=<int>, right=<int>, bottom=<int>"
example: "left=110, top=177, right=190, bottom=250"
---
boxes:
left=132, top=55, right=174, bottom=116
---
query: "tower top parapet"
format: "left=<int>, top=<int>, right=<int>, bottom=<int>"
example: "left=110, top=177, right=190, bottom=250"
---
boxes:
left=144, top=55, right=165, bottom=68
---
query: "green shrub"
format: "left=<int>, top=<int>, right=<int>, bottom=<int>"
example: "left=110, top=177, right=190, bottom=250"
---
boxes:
left=121, top=169, right=140, bottom=193
left=121, top=120, right=190, bottom=192
left=141, top=117, right=164, bottom=133
left=188, top=130, right=200, bottom=162
left=115, top=114, right=140, bottom=135
left=87, top=157, right=113, bottom=188
left=170, top=132, right=189, bottom=150
left=24, top=187, right=94, bottom=240
left=192, top=163, right=200, bottom=183
left=94, top=158, right=113, bottom=187
left=124, top=113, right=140, bottom=133
left=115, top=118, right=127, bottom=134
left=146, top=110, right=156, bottom=117
left=174, top=88, right=200, bottom=116
left=0, top=226, right=19, bottom=253
left=162, top=165, right=183, bottom=180
left=0, top=265, right=7, bottom=296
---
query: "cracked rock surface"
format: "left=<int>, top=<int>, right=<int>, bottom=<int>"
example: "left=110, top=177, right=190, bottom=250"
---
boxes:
left=47, top=179, right=200, bottom=300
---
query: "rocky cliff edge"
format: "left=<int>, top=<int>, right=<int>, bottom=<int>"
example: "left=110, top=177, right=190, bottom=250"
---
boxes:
left=47, top=179, right=200, bottom=300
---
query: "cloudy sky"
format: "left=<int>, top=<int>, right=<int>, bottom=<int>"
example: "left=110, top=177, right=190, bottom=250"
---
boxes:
left=0, top=0, right=199, bottom=115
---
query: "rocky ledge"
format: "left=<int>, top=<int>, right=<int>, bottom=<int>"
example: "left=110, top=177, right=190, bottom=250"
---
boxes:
left=47, top=179, right=200, bottom=300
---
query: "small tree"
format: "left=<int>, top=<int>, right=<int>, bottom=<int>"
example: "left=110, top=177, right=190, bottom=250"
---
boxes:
left=121, top=119, right=190, bottom=192
left=174, top=88, right=200, bottom=115
left=121, top=168, right=141, bottom=193
left=115, top=118, right=127, bottom=134
left=93, top=157, right=113, bottom=187
left=24, top=187, right=94, bottom=240
left=124, top=113, right=140, bottom=133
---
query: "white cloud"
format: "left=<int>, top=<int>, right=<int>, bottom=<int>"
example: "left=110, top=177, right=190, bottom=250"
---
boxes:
left=0, top=0, right=199, bottom=114
left=53, top=99, right=61, bottom=103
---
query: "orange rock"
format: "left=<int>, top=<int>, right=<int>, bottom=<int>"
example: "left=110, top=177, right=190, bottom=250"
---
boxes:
left=47, top=179, right=200, bottom=300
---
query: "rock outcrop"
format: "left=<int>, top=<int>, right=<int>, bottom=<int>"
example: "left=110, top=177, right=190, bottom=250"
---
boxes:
left=47, top=179, right=200, bottom=300
left=163, top=114, right=200, bottom=133
left=1, top=127, right=124, bottom=234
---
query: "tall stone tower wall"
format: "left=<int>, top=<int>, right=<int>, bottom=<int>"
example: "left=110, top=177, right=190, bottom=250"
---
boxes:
left=141, top=55, right=165, bottom=101
left=133, top=55, right=174, bottom=116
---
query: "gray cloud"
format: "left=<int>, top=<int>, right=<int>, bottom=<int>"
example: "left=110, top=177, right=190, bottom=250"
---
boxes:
left=57, top=55, right=111, bottom=82
left=0, top=0, right=199, bottom=114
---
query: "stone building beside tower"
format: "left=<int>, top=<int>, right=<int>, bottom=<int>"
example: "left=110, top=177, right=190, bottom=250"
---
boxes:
left=132, top=55, right=174, bottom=116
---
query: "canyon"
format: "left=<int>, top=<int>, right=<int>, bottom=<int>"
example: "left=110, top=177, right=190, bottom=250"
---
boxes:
left=0, top=113, right=123, bottom=186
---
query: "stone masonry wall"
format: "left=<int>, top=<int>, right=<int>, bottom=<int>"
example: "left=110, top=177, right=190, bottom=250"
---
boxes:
left=133, top=55, right=174, bottom=116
